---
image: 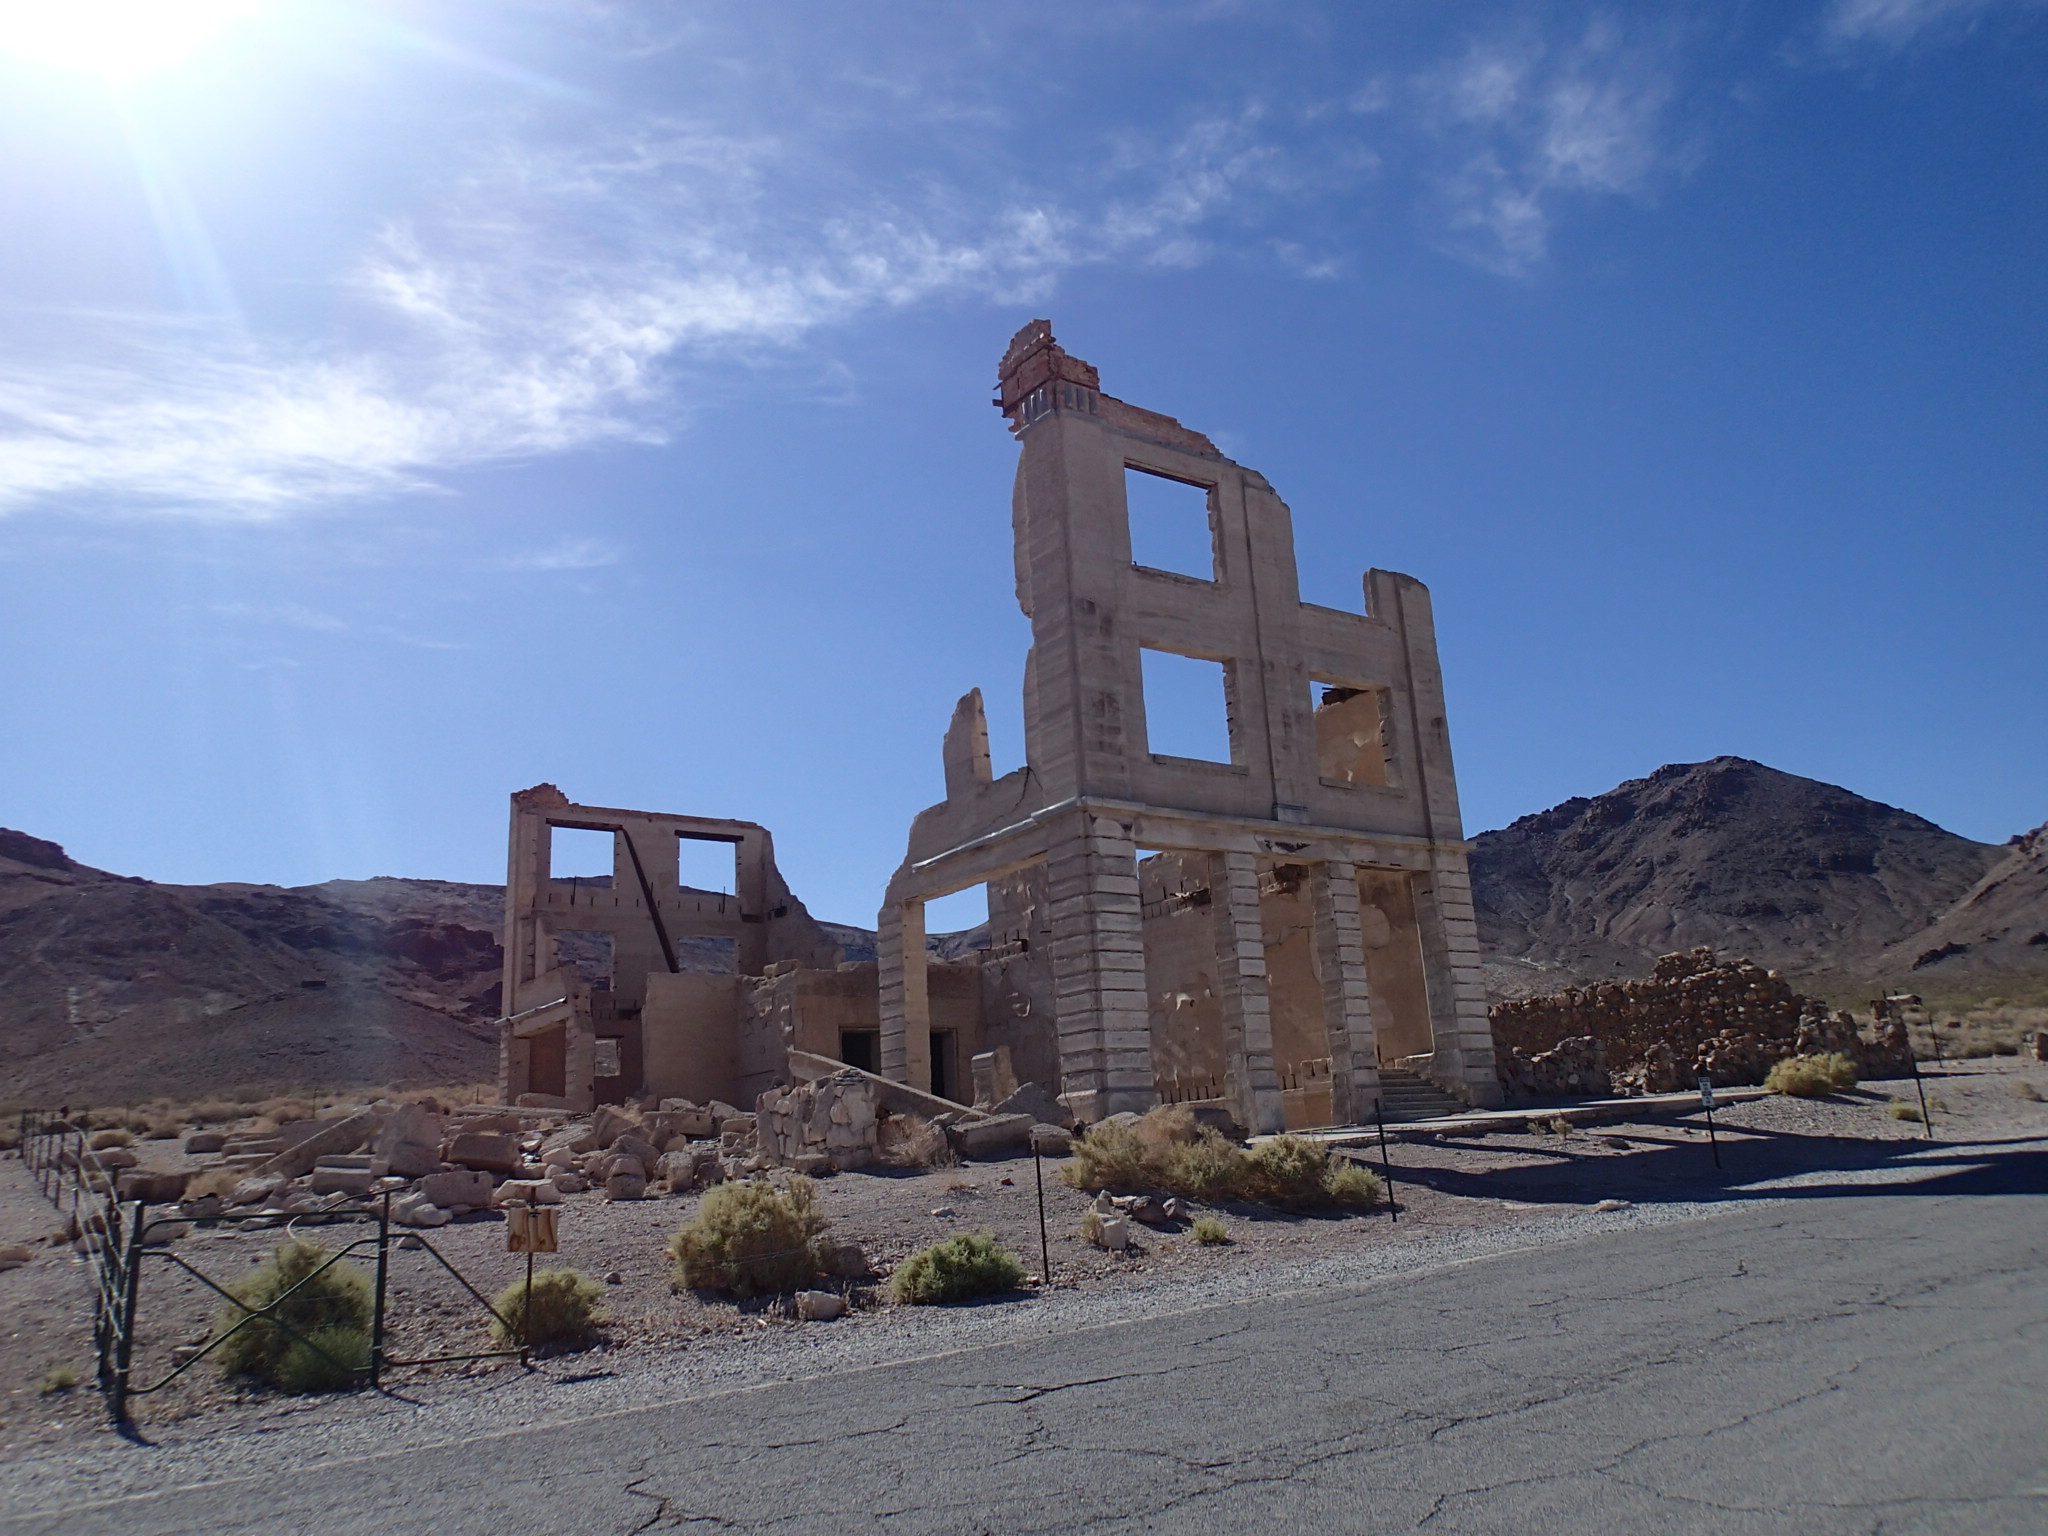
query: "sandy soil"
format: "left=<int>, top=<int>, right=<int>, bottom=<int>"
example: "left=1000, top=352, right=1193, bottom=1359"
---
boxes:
left=3, top=1054, right=2044, bottom=1457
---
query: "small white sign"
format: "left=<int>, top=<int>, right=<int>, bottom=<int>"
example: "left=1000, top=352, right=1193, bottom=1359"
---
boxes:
left=1698, top=1075, right=1715, bottom=1110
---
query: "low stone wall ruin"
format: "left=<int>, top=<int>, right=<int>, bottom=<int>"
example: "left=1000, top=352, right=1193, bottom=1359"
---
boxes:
left=1490, top=947, right=1913, bottom=1100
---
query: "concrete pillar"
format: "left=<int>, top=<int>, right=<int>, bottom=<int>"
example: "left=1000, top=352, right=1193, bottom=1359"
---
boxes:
left=1414, top=851, right=1501, bottom=1108
left=1310, top=859, right=1382, bottom=1125
left=1209, top=851, right=1285, bottom=1134
left=878, top=899, right=933, bottom=1093
left=1045, top=810, right=1153, bottom=1120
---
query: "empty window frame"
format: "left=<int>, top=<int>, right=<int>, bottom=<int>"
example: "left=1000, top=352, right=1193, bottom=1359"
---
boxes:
left=548, top=825, right=616, bottom=881
left=922, top=883, right=990, bottom=953
left=1311, top=680, right=1392, bottom=787
left=1125, top=466, right=1217, bottom=581
left=1142, top=649, right=1238, bottom=764
left=676, top=833, right=740, bottom=896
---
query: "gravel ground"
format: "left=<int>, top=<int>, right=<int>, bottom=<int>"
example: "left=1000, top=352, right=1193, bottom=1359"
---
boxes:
left=3, top=1055, right=2044, bottom=1518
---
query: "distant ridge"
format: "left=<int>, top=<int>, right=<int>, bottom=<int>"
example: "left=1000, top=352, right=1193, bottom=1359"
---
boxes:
left=2, top=757, right=2040, bottom=1101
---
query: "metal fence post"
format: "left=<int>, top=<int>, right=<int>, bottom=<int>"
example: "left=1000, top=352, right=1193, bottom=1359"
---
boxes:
left=112, top=1200, right=147, bottom=1422
left=371, top=1192, right=392, bottom=1389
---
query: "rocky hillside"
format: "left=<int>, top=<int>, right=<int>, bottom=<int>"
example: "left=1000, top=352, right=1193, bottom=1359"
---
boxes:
left=1470, top=757, right=2032, bottom=1002
left=4, top=756, right=2040, bottom=1103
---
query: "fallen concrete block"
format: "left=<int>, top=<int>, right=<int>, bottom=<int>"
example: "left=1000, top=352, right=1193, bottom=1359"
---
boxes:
left=604, top=1171, right=647, bottom=1201
left=247, top=1108, right=381, bottom=1180
left=992, top=1081, right=1072, bottom=1129
left=309, top=1168, right=377, bottom=1197
left=417, top=1168, right=495, bottom=1208
left=494, top=1179, right=563, bottom=1206
left=117, top=1169, right=190, bottom=1204
left=444, top=1132, right=521, bottom=1175
left=795, top=1290, right=846, bottom=1321
left=946, top=1113, right=1034, bottom=1160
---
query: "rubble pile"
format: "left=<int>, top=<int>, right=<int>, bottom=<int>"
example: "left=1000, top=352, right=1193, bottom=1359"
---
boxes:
left=755, top=1070, right=881, bottom=1175
left=1489, top=947, right=1912, bottom=1099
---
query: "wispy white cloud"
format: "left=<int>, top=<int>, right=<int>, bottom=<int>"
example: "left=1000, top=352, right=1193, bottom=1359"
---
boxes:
left=1822, top=0, right=2015, bottom=47
left=1418, top=19, right=1681, bottom=277
left=0, top=110, right=1287, bottom=521
left=497, top=536, right=622, bottom=572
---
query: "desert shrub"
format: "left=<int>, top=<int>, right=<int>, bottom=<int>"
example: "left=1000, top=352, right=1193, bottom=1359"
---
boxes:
left=228, top=1085, right=268, bottom=1105
left=0, top=1124, right=20, bottom=1152
left=261, top=1099, right=317, bottom=1124
left=1242, top=1136, right=1335, bottom=1205
left=491, top=1268, right=606, bottom=1348
left=2013, top=1081, right=2043, bottom=1103
left=1323, top=1161, right=1385, bottom=1207
left=1888, top=1100, right=1925, bottom=1123
left=272, top=1327, right=372, bottom=1394
left=1190, top=1216, right=1230, bottom=1245
left=187, top=1100, right=240, bottom=1125
left=1079, top=1210, right=1105, bottom=1246
left=668, top=1177, right=827, bottom=1297
left=215, top=1240, right=373, bottom=1392
left=38, top=1364, right=79, bottom=1395
left=1060, top=1121, right=1153, bottom=1192
left=184, top=1166, right=245, bottom=1200
left=1547, top=1116, right=1574, bottom=1137
left=1157, top=1131, right=1249, bottom=1200
left=88, top=1128, right=135, bottom=1151
left=1765, top=1053, right=1860, bottom=1099
left=889, top=1232, right=1024, bottom=1305
left=139, top=1116, right=183, bottom=1140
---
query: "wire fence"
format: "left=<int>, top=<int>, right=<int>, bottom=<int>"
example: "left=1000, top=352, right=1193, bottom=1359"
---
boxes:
left=15, top=1108, right=535, bottom=1422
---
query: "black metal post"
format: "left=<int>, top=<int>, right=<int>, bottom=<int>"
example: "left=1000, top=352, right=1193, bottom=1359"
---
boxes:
left=1033, top=1146, right=1050, bottom=1284
left=370, top=1192, right=391, bottom=1388
left=1374, top=1100, right=1397, bottom=1223
left=1911, top=1051, right=1934, bottom=1139
left=1703, top=1101, right=1722, bottom=1169
left=112, top=1200, right=147, bottom=1422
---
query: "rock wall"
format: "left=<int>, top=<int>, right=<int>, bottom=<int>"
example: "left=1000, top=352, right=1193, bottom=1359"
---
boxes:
left=1489, top=947, right=1911, bottom=1099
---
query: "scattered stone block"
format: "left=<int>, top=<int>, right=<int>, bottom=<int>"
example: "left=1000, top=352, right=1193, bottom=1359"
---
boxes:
left=992, top=1081, right=1071, bottom=1129
left=117, top=1170, right=189, bottom=1204
left=0, top=1244, right=33, bottom=1272
left=494, top=1179, right=563, bottom=1206
left=1028, top=1124, right=1073, bottom=1157
left=1093, top=1215, right=1130, bottom=1251
left=390, top=1191, right=450, bottom=1228
left=248, top=1107, right=381, bottom=1180
left=418, top=1169, right=496, bottom=1209
left=604, top=1171, right=647, bottom=1201
left=377, top=1103, right=445, bottom=1179
left=309, top=1168, right=376, bottom=1197
left=183, top=1131, right=227, bottom=1155
left=444, top=1132, right=521, bottom=1175
left=947, top=1113, right=1034, bottom=1159
left=795, top=1290, right=846, bottom=1321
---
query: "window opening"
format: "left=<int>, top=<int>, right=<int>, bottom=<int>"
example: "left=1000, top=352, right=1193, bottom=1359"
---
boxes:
left=549, top=825, right=614, bottom=881
left=676, top=833, right=740, bottom=896
left=923, top=884, right=990, bottom=958
left=1142, top=649, right=1236, bottom=764
left=1312, top=680, right=1391, bottom=787
left=839, top=1030, right=880, bottom=1074
left=1126, top=466, right=1216, bottom=580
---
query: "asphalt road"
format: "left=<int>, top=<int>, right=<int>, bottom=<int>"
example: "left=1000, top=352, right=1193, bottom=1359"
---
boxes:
left=8, top=1171, right=2045, bottom=1535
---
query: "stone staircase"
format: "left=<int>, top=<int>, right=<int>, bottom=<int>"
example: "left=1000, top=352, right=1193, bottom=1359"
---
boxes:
left=1370, top=1067, right=1468, bottom=1124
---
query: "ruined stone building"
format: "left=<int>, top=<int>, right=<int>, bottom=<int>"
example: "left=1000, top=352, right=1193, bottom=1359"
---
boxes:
left=497, top=322, right=1499, bottom=1126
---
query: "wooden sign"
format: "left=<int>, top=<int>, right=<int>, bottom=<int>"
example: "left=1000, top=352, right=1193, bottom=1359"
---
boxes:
left=505, top=1203, right=559, bottom=1254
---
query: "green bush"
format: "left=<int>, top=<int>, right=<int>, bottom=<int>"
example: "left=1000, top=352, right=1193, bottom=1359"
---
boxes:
left=1157, top=1131, right=1250, bottom=1201
left=1190, top=1216, right=1230, bottom=1245
left=492, top=1267, right=606, bottom=1348
left=1765, top=1054, right=1859, bottom=1098
left=215, top=1240, right=373, bottom=1393
left=272, top=1327, right=371, bottom=1394
left=889, top=1232, right=1024, bottom=1305
left=1242, top=1136, right=1333, bottom=1205
left=1061, top=1121, right=1154, bottom=1192
left=667, top=1177, right=827, bottom=1297
left=1323, top=1161, right=1385, bottom=1207
left=1888, top=1100, right=1925, bottom=1123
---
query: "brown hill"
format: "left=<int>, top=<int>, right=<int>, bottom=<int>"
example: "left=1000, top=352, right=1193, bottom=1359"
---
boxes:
left=1871, top=823, right=2048, bottom=1005
left=0, top=829, right=505, bottom=1106
left=1469, top=757, right=2024, bottom=1001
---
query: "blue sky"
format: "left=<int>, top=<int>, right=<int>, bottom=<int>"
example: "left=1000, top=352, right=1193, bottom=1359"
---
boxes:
left=0, top=0, right=2042, bottom=928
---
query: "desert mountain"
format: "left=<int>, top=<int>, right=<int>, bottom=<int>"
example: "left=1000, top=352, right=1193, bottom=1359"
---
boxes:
left=3, top=757, right=2040, bottom=1103
left=1469, top=757, right=2029, bottom=1002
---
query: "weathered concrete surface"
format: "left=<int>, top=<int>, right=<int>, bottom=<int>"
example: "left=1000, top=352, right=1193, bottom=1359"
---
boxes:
left=7, top=1175, right=2043, bottom=1534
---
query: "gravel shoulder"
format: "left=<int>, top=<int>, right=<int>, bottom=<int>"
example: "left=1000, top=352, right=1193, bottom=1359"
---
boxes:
left=2, top=1056, right=2044, bottom=1519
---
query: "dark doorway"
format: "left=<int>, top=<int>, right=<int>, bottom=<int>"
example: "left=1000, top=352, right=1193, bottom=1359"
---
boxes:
left=931, top=1029, right=957, bottom=1103
left=840, top=1029, right=879, bottom=1073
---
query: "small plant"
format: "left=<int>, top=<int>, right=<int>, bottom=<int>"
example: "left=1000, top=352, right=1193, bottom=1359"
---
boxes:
left=1242, top=1136, right=1335, bottom=1206
left=38, top=1364, right=79, bottom=1395
left=0, top=1124, right=21, bottom=1152
left=184, top=1166, right=246, bottom=1201
left=667, top=1177, right=827, bottom=1297
left=491, top=1268, right=607, bottom=1348
left=889, top=1232, right=1024, bottom=1305
left=87, top=1128, right=134, bottom=1151
left=2014, top=1081, right=2044, bottom=1103
left=214, top=1239, right=373, bottom=1393
left=188, top=1100, right=240, bottom=1125
left=1547, top=1116, right=1574, bottom=1137
left=1079, top=1209, right=1105, bottom=1246
left=272, top=1327, right=372, bottom=1394
left=1323, top=1161, right=1385, bottom=1207
left=1888, top=1100, right=1925, bottom=1123
left=1060, top=1121, right=1154, bottom=1192
left=1765, top=1053, right=1860, bottom=1099
left=1157, top=1131, right=1249, bottom=1201
left=1190, top=1216, right=1230, bottom=1245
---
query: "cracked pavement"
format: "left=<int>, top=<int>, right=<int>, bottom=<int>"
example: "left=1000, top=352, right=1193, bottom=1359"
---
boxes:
left=2, top=1167, right=2042, bottom=1534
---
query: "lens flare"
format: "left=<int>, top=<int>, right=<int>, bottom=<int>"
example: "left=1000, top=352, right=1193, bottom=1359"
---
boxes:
left=0, top=0, right=261, bottom=84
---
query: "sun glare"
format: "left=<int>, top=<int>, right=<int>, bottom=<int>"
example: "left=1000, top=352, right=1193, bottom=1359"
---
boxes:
left=0, top=0, right=262, bottom=84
